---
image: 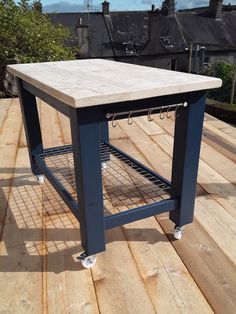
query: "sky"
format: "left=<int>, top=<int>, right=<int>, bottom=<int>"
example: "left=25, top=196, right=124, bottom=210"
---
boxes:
left=42, top=0, right=236, bottom=13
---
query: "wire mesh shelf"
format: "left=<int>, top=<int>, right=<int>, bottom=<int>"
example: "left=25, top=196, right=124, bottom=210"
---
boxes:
left=36, top=143, right=172, bottom=214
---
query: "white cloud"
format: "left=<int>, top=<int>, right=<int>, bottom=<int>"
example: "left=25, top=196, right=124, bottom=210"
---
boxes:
left=177, top=0, right=208, bottom=9
left=42, top=0, right=236, bottom=12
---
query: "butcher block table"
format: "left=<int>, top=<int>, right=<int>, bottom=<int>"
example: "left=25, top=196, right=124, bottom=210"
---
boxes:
left=7, top=59, right=221, bottom=268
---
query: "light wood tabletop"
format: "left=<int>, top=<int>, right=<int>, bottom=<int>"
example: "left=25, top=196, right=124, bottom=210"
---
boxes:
left=7, top=59, right=222, bottom=108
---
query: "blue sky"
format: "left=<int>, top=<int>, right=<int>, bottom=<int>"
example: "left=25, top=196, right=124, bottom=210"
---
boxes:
left=42, top=0, right=236, bottom=12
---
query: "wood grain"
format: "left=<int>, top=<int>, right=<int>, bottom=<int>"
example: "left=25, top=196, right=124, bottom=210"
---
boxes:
left=7, top=60, right=222, bottom=108
left=0, top=99, right=22, bottom=238
left=0, top=147, right=43, bottom=313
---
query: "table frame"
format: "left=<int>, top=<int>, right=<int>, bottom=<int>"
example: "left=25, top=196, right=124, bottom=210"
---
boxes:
left=16, top=77, right=206, bottom=257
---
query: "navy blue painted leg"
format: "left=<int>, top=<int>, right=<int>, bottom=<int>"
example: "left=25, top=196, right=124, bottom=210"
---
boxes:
left=70, top=109, right=105, bottom=256
left=100, top=120, right=109, bottom=142
left=100, top=120, right=110, bottom=163
left=16, top=78, right=43, bottom=175
left=170, top=92, right=206, bottom=227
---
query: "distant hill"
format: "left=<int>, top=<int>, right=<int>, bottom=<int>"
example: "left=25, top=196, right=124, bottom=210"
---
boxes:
left=43, top=1, right=100, bottom=13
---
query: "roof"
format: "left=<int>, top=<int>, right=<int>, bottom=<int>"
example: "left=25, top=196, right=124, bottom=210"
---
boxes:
left=176, top=11, right=236, bottom=50
left=47, top=9, right=236, bottom=58
left=47, top=11, right=187, bottom=58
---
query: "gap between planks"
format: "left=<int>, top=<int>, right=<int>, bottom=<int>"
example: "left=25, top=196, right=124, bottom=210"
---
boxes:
left=117, top=116, right=236, bottom=313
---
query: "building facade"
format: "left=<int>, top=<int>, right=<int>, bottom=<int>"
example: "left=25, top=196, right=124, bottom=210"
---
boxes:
left=48, top=0, right=236, bottom=74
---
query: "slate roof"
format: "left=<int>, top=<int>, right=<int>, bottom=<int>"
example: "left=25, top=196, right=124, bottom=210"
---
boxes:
left=177, top=11, right=236, bottom=50
left=47, top=9, right=236, bottom=58
left=47, top=11, right=187, bottom=58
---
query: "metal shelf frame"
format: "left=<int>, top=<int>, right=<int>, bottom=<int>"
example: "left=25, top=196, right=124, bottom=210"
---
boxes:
left=34, top=142, right=177, bottom=230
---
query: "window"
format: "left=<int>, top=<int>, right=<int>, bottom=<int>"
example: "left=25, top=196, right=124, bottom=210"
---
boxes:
left=204, top=55, right=210, bottom=66
left=170, top=58, right=177, bottom=71
left=160, top=36, right=174, bottom=49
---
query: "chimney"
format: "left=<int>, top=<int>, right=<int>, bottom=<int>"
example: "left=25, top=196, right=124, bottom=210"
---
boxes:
left=161, top=0, right=175, bottom=16
left=102, top=1, right=109, bottom=15
left=33, top=0, right=42, bottom=13
left=209, top=0, right=223, bottom=19
left=151, top=4, right=155, bottom=12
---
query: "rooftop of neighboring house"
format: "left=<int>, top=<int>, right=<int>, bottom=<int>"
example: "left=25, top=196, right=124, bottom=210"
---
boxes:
left=47, top=0, right=236, bottom=58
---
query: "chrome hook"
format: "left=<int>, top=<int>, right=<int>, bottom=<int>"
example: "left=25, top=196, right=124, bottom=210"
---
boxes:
left=160, top=106, right=165, bottom=120
left=112, top=114, right=117, bottom=127
left=166, top=105, right=171, bottom=119
left=147, top=109, right=154, bottom=122
left=128, top=111, right=133, bottom=125
left=174, top=104, right=180, bottom=118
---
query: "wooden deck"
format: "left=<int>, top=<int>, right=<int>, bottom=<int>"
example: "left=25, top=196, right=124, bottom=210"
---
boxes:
left=0, top=98, right=236, bottom=313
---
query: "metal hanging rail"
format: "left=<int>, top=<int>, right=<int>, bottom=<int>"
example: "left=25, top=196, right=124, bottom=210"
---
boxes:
left=105, top=102, right=188, bottom=119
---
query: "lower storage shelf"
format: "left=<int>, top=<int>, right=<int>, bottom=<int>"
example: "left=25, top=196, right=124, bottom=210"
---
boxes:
left=34, top=143, right=176, bottom=228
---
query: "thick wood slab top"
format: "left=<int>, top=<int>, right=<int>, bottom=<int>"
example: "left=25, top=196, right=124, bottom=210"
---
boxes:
left=7, top=59, right=222, bottom=108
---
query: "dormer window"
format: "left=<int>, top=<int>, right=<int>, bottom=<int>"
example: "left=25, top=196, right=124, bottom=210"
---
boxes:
left=160, top=36, right=174, bottom=49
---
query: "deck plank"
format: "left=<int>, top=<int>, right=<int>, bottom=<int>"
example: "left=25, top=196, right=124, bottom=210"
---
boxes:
left=0, top=98, right=10, bottom=129
left=109, top=122, right=128, bottom=140
left=199, top=141, right=236, bottom=185
left=57, top=112, right=71, bottom=145
left=151, top=115, right=236, bottom=185
left=110, top=138, right=212, bottom=313
left=158, top=217, right=236, bottom=314
left=0, top=147, right=43, bottom=313
left=195, top=195, right=236, bottom=265
left=152, top=132, right=236, bottom=265
left=92, top=227, right=156, bottom=314
left=40, top=102, right=100, bottom=313
left=117, top=118, right=236, bottom=313
left=204, top=119, right=236, bottom=146
left=118, top=119, right=172, bottom=181
left=152, top=133, right=236, bottom=219
left=135, top=116, right=165, bottom=136
left=202, top=125, right=236, bottom=162
left=0, top=99, right=22, bottom=239
left=205, top=113, right=236, bottom=138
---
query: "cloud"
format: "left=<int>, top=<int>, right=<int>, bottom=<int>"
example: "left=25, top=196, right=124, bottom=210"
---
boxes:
left=42, top=0, right=236, bottom=13
left=43, top=1, right=100, bottom=12
left=141, top=0, right=236, bottom=9
left=177, top=0, right=209, bottom=9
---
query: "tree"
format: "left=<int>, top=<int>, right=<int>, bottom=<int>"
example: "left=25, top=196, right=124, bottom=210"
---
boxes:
left=0, top=0, right=76, bottom=96
left=203, top=61, right=236, bottom=103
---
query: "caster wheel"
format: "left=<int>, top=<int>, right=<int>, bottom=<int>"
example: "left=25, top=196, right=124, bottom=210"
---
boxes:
left=79, top=254, right=97, bottom=269
left=173, top=226, right=184, bottom=240
left=36, top=175, right=45, bottom=185
left=102, top=162, right=107, bottom=170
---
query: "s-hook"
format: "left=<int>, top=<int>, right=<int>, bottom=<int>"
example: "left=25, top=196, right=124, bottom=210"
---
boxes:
left=147, top=109, right=154, bottom=122
left=128, top=111, right=133, bottom=125
left=166, top=105, right=171, bottom=119
left=175, top=104, right=180, bottom=118
left=112, top=114, right=117, bottom=127
left=160, top=106, right=165, bottom=120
